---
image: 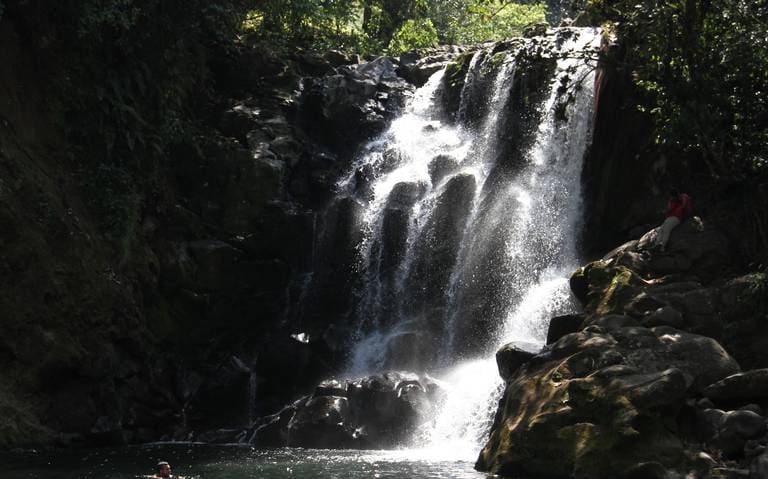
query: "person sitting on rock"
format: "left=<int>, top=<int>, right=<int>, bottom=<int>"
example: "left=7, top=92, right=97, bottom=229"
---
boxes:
left=653, top=187, right=692, bottom=252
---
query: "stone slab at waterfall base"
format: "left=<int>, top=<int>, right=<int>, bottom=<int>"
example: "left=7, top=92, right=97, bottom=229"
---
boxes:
left=479, top=217, right=768, bottom=478
left=243, top=372, right=444, bottom=449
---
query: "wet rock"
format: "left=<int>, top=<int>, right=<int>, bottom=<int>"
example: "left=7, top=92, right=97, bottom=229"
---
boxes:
left=477, top=323, right=740, bottom=478
left=387, top=182, right=426, bottom=210
left=694, top=408, right=726, bottom=443
left=653, top=326, right=740, bottom=393
left=546, top=313, right=584, bottom=344
left=719, top=410, right=766, bottom=441
left=251, top=402, right=299, bottom=447
left=587, top=314, right=640, bottom=331
left=428, top=155, right=458, bottom=185
left=406, top=174, right=476, bottom=314
left=253, top=371, right=444, bottom=450
left=397, top=47, right=459, bottom=86
left=642, top=306, right=684, bottom=328
left=704, top=369, right=768, bottom=404
left=314, top=379, right=348, bottom=398
left=380, top=207, right=410, bottom=273
left=287, top=396, right=353, bottom=448
left=496, top=341, right=541, bottom=381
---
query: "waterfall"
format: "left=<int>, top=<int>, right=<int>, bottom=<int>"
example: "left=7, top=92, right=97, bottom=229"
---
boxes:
left=321, top=27, right=601, bottom=456
left=421, top=29, right=601, bottom=459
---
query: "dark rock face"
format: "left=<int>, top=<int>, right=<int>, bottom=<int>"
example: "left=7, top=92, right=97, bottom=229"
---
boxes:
left=300, top=57, right=414, bottom=154
left=245, top=372, right=445, bottom=449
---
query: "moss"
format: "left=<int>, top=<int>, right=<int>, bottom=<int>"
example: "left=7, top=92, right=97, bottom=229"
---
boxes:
left=574, top=260, right=646, bottom=316
left=444, top=51, right=474, bottom=89
left=482, top=52, right=508, bottom=75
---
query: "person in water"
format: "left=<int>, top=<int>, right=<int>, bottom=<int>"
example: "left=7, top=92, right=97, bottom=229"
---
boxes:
left=154, top=461, right=173, bottom=478
left=653, top=187, right=692, bottom=252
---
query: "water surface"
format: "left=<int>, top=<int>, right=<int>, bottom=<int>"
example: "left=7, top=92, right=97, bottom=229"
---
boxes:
left=3, top=444, right=489, bottom=479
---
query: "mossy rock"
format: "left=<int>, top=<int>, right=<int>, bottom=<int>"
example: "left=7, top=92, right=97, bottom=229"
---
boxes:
left=571, top=260, right=647, bottom=316
left=476, top=324, right=732, bottom=478
left=441, top=51, right=476, bottom=118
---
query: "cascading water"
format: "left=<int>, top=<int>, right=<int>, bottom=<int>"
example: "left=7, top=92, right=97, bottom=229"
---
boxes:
left=423, top=29, right=601, bottom=459
left=328, top=27, right=601, bottom=458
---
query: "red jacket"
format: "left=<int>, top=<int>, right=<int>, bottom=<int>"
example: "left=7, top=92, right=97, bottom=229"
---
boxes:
left=665, top=193, right=692, bottom=219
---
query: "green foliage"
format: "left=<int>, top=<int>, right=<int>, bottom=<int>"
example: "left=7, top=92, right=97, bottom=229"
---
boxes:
left=388, top=18, right=439, bottom=53
left=589, top=0, right=768, bottom=180
left=432, top=0, right=547, bottom=44
left=248, top=0, right=548, bottom=54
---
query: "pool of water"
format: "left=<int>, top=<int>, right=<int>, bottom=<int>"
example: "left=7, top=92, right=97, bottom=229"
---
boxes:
left=2, top=444, right=491, bottom=478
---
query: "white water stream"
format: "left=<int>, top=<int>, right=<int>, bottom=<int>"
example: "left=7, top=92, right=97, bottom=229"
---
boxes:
left=338, top=28, right=602, bottom=460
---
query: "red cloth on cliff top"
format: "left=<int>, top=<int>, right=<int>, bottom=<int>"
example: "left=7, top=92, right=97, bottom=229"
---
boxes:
left=665, top=193, right=692, bottom=219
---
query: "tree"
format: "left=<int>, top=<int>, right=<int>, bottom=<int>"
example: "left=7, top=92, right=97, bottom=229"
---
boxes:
left=589, top=0, right=768, bottom=179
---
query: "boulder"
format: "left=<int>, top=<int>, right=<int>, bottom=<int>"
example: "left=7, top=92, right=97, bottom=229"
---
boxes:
left=652, top=327, right=740, bottom=393
left=476, top=323, right=741, bottom=478
left=496, top=341, right=541, bottom=381
left=704, top=369, right=768, bottom=404
left=694, top=408, right=726, bottom=444
left=428, top=155, right=458, bottom=185
left=569, top=261, right=648, bottom=316
left=387, top=182, right=426, bottom=210
left=587, top=314, right=640, bottom=331
left=713, top=409, right=765, bottom=458
left=546, top=314, right=584, bottom=344
left=637, top=217, right=732, bottom=283
left=314, top=379, right=348, bottom=398
left=719, top=410, right=766, bottom=441
left=642, top=306, right=684, bottom=328
left=286, top=396, right=354, bottom=448
left=252, top=371, right=444, bottom=450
